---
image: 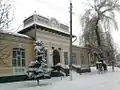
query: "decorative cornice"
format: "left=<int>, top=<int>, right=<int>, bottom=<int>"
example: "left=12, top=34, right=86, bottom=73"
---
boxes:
left=23, top=14, right=69, bottom=33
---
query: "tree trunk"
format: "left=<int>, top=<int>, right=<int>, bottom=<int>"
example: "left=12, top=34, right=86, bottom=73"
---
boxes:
left=95, top=21, right=101, bottom=46
left=112, top=60, right=115, bottom=72
left=94, top=18, right=103, bottom=63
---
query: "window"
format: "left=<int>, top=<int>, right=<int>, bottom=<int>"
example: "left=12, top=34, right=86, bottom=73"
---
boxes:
left=12, top=48, right=25, bottom=67
left=72, top=53, right=77, bottom=64
left=64, top=52, right=68, bottom=65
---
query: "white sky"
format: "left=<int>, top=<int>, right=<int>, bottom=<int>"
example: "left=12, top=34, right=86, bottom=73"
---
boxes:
left=11, top=0, right=120, bottom=51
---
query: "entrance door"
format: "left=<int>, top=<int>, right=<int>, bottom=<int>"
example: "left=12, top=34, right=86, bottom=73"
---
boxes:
left=53, top=50, right=60, bottom=66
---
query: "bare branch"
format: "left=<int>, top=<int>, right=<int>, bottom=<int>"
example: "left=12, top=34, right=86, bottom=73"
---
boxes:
left=0, top=0, right=14, bottom=67
left=0, top=0, right=14, bottom=30
left=98, top=0, right=107, bottom=10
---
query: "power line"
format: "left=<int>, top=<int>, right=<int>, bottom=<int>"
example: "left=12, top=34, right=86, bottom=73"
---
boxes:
left=35, top=0, right=68, bottom=10
left=35, top=0, right=72, bottom=14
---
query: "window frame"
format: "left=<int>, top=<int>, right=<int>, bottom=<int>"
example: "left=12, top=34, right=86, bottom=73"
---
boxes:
left=72, top=53, right=77, bottom=65
left=12, top=48, right=25, bottom=67
left=64, top=52, right=68, bottom=65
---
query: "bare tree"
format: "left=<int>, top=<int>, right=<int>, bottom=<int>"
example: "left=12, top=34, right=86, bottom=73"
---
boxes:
left=0, top=0, right=14, bottom=67
left=0, top=0, right=13, bottom=31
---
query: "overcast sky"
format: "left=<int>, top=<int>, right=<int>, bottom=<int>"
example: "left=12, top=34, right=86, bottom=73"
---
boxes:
left=11, top=0, right=120, bottom=51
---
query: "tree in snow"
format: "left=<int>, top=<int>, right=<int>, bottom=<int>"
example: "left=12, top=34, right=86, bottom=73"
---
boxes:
left=81, top=0, right=120, bottom=47
left=80, top=0, right=120, bottom=66
left=27, top=40, right=52, bottom=85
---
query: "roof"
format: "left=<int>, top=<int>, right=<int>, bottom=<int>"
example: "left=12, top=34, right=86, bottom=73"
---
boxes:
left=0, top=30, right=32, bottom=39
left=72, top=44, right=88, bottom=49
left=19, top=23, right=76, bottom=38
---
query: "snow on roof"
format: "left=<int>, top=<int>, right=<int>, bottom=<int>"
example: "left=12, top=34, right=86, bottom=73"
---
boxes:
left=72, top=64, right=81, bottom=68
left=37, top=22, right=70, bottom=35
left=0, top=30, right=31, bottom=39
left=13, top=33, right=31, bottom=39
left=23, top=22, right=70, bottom=35
left=72, top=44, right=88, bottom=49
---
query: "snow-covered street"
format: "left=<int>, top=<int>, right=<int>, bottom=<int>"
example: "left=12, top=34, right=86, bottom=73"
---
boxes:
left=1, top=67, right=120, bottom=90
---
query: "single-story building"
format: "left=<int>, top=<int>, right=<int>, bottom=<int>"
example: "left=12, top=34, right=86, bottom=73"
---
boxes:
left=0, top=13, right=90, bottom=82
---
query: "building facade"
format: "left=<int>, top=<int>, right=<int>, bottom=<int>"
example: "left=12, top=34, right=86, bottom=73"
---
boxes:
left=0, top=14, right=90, bottom=82
left=0, top=31, right=34, bottom=77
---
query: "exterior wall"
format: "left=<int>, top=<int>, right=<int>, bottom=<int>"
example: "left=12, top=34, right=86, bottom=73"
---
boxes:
left=36, top=28, right=70, bottom=68
left=0, top=35, right=34, bottom=77
left=26, top=29, right=36, bottom=39
left=72, top=46, right=90, bottom=69
left=0, top=33, right=90, bottom=78
left=35, top=28, right=90, bottom=70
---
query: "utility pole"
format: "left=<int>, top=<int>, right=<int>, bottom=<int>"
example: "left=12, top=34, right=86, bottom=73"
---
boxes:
left=69, top=0, right=72, bottom=81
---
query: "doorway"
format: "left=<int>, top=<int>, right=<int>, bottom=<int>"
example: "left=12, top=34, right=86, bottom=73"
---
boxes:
left=53, top=50, right=60, bottom=66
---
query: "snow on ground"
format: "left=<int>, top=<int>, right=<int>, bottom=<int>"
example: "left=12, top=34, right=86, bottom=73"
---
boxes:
left=1, top=67, right=120, bottom=90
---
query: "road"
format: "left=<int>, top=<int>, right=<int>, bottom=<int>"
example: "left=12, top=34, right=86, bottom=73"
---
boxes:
left=0, top=67, right=120, bottom=90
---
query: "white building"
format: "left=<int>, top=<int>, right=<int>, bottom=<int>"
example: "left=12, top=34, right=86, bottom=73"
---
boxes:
left=19, top=13, right=90, bottom=74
